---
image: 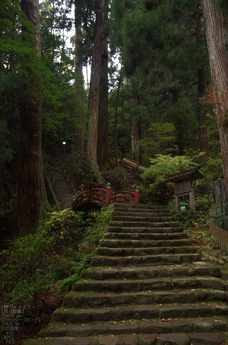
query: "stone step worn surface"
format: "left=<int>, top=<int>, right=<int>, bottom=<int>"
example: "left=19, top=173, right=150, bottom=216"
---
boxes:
left=50, top=169, right=74, bottom=210
left=23, top=203, right=228, bottom=345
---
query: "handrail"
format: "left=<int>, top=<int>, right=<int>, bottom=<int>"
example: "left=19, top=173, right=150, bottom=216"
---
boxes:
left=72, top=185, right=140, bottom=211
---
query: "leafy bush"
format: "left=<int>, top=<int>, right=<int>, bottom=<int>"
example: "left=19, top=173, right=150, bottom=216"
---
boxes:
left=173, top=210, right=208, bottom=228
left=140, top=182, right=174, bottom=205
left=0, top=206, right=114, bottom=307
left=140, top=154, right=196, bottom=204
left=141, top=154, right=197, bottom=185
left=42, top=209, right=86, bottom=254
left=81, top=205, right=114, bottom=252
left=102, top=167, right=132, bottom=190
left=1, top=232, right=59, bottom=305
left=195, top=196, right=214, bottom=211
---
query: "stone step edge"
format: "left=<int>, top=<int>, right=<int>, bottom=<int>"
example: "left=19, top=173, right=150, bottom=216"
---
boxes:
left=99, top=239, right=194, bottom=248
left=96, top=246, right=199, bottom=255
left=53, top=303, right=228, bottom=323
left=90, top=254, right=201, bottom=266
left=71, top=277, right=226, bottom=292
left=81, top=265, right=221, bottom=280
left=112, top=214, right=174, bottom=222
left=64, top=290, right=228, bottom=308
left=104, top=232, right=187, bottom=237
left=106, top=227, right=184, bottom=232
left=22, top=332, right=228, bottom=345
left=112, top=212, right=172, bottom=216
left=38, top=317, right=228, bottom=338
left=110, top=221, right=180, bottom=226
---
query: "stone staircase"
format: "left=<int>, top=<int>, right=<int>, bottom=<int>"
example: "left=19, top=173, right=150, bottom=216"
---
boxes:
left=49, top=169, right=75, bottom=210
left=23, top=204, right=228, bottom=345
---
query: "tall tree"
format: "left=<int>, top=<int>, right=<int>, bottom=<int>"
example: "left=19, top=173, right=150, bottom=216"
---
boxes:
left=75, top=1, right=85, bottom=153
left=97, top=0, right=109, bottom=167
left=87, top=0, right=105, bottom=168
left=201, top=0, right=228, bottom=194
left=196, top=3, right=209, bottom=162
left=13, top=0, right=45, bottom=236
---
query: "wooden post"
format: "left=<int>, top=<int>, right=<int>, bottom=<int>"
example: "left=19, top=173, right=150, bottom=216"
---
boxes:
left=135, top=186, right=140, bottom=204
left=189, top=184, right=195, bottom=212
left=175, top=195, right=179, bottom=211
left=72, top=196, right=76, bottom=211
left=106, top=183, right=111, bottom=206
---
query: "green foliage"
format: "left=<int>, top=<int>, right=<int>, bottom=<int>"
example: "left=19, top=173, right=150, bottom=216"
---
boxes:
left=141, top=154, right=197, bottom=185
left=102, top=167, right=133, bottom=190
left=214, top=0, right=228, bottom=10
left=0, top=205, right=114, bottom=307
left=195, top=195, right=214, bottom=212
left=1, top=232, right=57, bottom=305
left=213, top=214, right=226, bottom=229
left=211, top=236, right=219, bottom=250
left=204, top=156, right=223, bottom=180
left=173, top=210, right=208, bottom=228
left=66, top=152, right=101, bottom=189
left=140, top=154, right=197, bottom=204
left=167, top=198, right=189, bottom=211
left=42, top=209, right=86, bottom=253
left=138, top=122, right=178, bottom=162
left=82, top=205, right=114, bottom=252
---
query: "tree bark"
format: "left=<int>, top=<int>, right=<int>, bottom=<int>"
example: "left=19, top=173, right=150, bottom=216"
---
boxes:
left=114, top=78, right=121, bottom=166
left=75, top=2, right=85, bottom=153
left=13, top=0, right=44, bottom=236
left=98, top=2, right=109, bottom=167
left=196, top=5, right=209, bottom=163
left=87, top=0, right=104, bottom=168
left=201, top=0, right=228, bottom=194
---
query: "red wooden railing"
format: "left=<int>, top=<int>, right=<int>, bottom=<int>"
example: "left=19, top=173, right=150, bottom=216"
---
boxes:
left=72, top=184, right=140, bottom=211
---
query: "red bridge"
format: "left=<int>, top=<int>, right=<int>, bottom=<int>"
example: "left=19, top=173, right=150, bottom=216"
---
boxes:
left=72, top=184, right=140, bottom=211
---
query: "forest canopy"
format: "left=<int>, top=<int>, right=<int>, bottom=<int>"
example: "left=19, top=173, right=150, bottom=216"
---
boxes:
left=1, top=0, right=228, bottom=235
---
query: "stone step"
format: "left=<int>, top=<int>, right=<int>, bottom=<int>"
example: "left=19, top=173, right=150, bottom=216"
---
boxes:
left=113, top=203, right=168, bottom=210
left=52, top=303, right=228, bottom=324
left=65, top=290, right=227, bottom=308
left=21, top=331, right=228, bottom=345
left=103, top=232, right=187, bottom=241
left=111, top=216, right=173, bottom=222
left=70, top=277, right=226, bottom=296
left=81, top=264, right=221, bottom=280
left=96, top=246, right=199, bottom=256
left=99, top=238, right=194, bottom=248
left=91, top=253, right=201, bottom=266
left=23, top=202, right=228, bottom=345
left=112, top=211, right=172, bottom=217
left=107, top=226, right=184, bottom=234
left=110, top=221, right=180, bottom=228
left=37, top=318, right=228, bottom=339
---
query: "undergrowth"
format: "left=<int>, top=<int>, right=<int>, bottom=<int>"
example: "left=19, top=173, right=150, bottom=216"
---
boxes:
left=0, top=205, right=114, bottom=309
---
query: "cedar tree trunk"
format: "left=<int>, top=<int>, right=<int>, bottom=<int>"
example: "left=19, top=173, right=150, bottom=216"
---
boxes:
left=13, top=0, right=44, bottom=236
left=98, top=8, right=109, bottom=167
left=75, top=2, right=85, bottom=153
left=87, top=0, right=104, bottom=168
left=196, top=5, right=209, bottom=162
left=201, top=0, right=228, bottom=194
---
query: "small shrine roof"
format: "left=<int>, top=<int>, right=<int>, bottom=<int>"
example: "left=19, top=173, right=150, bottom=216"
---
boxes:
left=165, top=167, right=204, bottom=183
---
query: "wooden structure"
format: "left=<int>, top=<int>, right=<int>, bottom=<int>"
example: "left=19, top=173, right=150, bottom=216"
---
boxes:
left=72, top=184, right=140, bottom=211
left=165, top=167, right=204, bottom=212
